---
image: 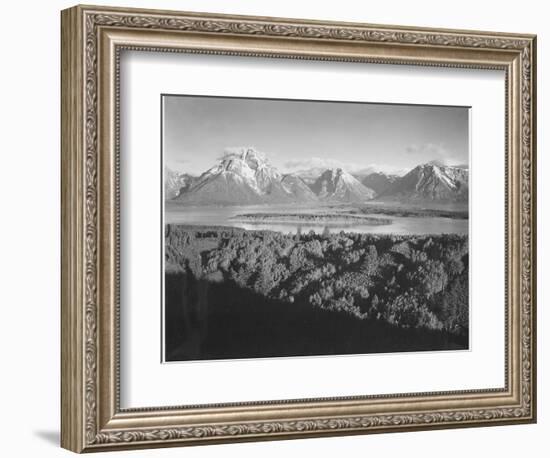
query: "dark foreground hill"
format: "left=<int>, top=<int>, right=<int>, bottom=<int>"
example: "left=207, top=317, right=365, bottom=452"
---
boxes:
left=164, top=225, right=469, bottom=361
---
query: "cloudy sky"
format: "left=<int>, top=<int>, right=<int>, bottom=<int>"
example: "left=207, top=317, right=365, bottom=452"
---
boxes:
left=163, top=95, right=469, bottom=176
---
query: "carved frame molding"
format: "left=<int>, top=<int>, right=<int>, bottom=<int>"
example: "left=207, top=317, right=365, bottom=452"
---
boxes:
left=61, top=5, right=536, bottom=453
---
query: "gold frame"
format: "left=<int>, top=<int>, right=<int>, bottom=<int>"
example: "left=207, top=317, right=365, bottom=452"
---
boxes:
left=61, top=4, right=537, bottom=453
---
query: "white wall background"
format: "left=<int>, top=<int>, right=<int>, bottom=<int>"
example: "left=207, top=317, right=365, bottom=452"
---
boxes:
left=0, top=0, right=545, bottom=456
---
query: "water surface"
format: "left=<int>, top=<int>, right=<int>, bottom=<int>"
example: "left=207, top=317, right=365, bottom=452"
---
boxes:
left=165, top=202, right=468, bottom=235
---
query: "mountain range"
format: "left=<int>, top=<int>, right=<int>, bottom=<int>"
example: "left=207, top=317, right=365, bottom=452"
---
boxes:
left=168, top=147, right=468, bottom=205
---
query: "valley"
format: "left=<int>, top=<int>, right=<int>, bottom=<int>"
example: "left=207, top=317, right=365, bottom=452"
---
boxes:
left=165, top=147, right=469, bottom=236
left=163, top=146, right=470, bottom=360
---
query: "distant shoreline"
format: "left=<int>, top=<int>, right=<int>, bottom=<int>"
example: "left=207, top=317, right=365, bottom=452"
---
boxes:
left=352, top=204, right=468, bottom=220
left=230, top=212, right=392, bottom=226
left=165, top=201, right=468, bottom=220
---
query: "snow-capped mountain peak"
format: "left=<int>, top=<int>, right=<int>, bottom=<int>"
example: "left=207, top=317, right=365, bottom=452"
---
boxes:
left=170, top=151, right=468, bottom=206
left=379, top=163, right=468, bottom=202
left=175, top=147, right=306, bottom=205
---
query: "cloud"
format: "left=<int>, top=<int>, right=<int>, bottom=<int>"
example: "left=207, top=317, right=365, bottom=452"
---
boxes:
left=281, top=157, right=407, bottom=176
left=282, top=157, right=349, bottom=170
left=405, top=143, right=465, bottom=167
left=166, top=156, right=207, bottom=176
left=218, top=146, right=280, bottom=163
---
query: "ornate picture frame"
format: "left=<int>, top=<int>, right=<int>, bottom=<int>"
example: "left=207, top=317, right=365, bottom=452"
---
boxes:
left=61, top=4, right=536, bottom=453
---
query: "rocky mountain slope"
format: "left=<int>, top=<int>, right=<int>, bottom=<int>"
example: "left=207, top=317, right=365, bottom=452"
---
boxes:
left=310, top=168, right=376, bottom=202
left=280, top=174, right=318, bottom=201
left=360, top=172, right=399, bottom=196
left=174, top=148, right=310, bottom=205
left=379, top=163, right=468, bottom=202
left=165, top=168, right=196, bottom=200
left=170, top=149, right=468, bottom=205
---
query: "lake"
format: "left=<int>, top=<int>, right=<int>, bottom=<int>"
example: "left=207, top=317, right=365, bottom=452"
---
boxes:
left=165, top=202, right=468, bottom=235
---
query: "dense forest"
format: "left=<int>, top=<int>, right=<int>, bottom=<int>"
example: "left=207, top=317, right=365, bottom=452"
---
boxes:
left=165, top=225, right=469, bottom=361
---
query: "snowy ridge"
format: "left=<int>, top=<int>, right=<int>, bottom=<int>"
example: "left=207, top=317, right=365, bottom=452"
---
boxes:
left=171, top=149, right=468, bottom=205
left=380, top=164, right=468, bottom=202
left=175, top=147, right=311, bottom=205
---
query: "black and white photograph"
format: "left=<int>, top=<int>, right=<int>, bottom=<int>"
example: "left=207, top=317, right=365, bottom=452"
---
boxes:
left=163, top=95, right=470, bottom=362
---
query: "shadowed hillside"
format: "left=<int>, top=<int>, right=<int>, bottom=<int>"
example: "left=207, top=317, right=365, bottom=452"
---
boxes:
left=165, top=225, right=469, bottom=361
